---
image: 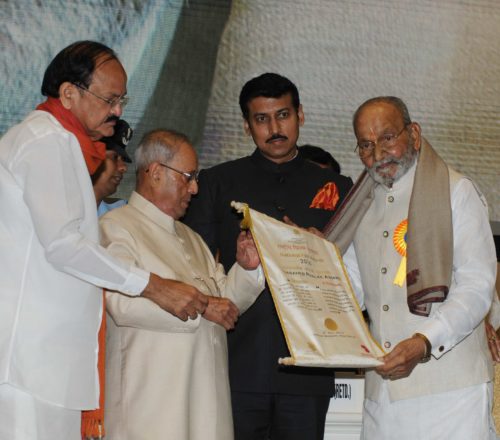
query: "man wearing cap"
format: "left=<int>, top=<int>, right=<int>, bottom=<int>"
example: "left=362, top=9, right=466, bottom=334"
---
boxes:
left=93, top=119, right=133, bottom=216
left=0, top=41, right=207, bottom=440
left=81, top=119, right=133, bottom=439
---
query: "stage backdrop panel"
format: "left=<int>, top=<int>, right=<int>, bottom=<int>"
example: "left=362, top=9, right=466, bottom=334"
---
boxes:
left=1, top=0, right=499, bottom=220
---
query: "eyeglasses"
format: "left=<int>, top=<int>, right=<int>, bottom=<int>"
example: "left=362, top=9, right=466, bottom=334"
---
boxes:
left=73, top=83, right=129, bottom=108
left=355, top=124, right=410, bottom=158
left=158, top=162, right=199, bottom=183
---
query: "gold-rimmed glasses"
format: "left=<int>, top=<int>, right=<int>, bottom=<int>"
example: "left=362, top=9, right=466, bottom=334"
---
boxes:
left=355, top=124, right=410, bottom=158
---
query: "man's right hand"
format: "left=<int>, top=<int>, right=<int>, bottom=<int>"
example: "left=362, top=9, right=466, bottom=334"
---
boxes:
left=141, top=273, right=209, bottom=321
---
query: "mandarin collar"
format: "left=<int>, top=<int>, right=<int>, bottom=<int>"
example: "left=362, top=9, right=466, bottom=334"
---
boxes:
left=128, top=191, right=176, bottom=234
left=250, top=148, right=304, bottom=174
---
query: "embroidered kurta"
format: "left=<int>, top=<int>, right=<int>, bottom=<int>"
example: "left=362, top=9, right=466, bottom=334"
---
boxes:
left=101, top=192, right=264, bottom=440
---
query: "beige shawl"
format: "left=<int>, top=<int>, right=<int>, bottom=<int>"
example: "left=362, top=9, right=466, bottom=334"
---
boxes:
left=323, top=139, right=453, bottom=316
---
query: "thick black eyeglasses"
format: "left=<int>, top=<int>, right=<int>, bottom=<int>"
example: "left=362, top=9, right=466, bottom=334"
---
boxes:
left=158, top=162, right=199, bottom=183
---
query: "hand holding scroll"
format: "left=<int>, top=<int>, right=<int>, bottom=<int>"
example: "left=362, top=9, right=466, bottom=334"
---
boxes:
left=236, top=230, right=260, bottom=270
left=375, top=336, right=427, bottom=380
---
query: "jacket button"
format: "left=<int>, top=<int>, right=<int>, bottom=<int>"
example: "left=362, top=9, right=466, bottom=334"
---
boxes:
left=439, top=346, right=444, bottom=352
left=381, top=267, right=387, bottom=274
left=382, top=305, right=389, bottom=311
left=384, top=341, right=391, bottom=349
left=388, top=196, right=394, bottom=202
left=383, top=231, right=389, bottom=238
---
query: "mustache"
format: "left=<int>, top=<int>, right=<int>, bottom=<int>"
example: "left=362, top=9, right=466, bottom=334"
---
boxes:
left=374, top=156, right=400, bottom=168
left=266, top=133, right=288, bottom=143
left=105, top=115, right=120, bottom=124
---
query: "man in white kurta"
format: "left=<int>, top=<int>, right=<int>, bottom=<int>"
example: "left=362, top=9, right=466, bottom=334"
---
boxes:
left=340, top=97, right=497, bottom=439
left=101, top=129, right=265, bottom=440
left=0, top=41, right=208, bottom=440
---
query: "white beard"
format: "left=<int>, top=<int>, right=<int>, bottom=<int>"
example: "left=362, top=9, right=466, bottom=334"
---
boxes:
left=367, top=141, right=418, bottom=187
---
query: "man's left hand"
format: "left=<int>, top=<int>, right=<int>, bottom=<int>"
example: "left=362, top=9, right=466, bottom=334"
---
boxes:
left=235, top=230, right=260, bottom=270
left=202, top=297, right=239, bottom=330
left=375, top=335, right=427, bottom=380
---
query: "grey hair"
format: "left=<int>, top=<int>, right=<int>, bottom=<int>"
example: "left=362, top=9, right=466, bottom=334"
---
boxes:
left=352, top=96, right=412, bottom=133
left=135, top=129, right=191, bottom=171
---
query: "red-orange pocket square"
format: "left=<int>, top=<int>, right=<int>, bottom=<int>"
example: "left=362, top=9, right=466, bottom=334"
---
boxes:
left=309, top=182, right=339, bottom=211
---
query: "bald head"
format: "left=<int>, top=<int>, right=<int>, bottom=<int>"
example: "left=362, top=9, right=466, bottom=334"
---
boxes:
left=353, top=96, right=412, bottom=137
left=135, top=129, right=199, bottom=219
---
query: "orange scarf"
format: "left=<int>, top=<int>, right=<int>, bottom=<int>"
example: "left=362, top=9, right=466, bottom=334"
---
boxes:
left=81, top=294, right=106, bottom=439
left=36, top=97, right=106, bottom=175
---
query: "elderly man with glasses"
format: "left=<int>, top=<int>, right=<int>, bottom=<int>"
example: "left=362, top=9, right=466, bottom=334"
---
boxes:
left=100, top=129, right=265, bottom=440
left=0, top=41, right=209, bottom=440
left=325, top=96, right=497, bottom=439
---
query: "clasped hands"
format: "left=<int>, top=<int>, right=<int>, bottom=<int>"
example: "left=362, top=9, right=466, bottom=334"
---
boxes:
left=142, top=230, right=261, bottom=329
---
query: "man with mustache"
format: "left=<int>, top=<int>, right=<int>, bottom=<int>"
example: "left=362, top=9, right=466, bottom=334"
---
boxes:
left=0, top=41, right=207, bottom=440
left=184, top=73, right=352, bottom=440
left=100, top=129, right=265, bottom=439
left=325, top=96, right=497, bottom=439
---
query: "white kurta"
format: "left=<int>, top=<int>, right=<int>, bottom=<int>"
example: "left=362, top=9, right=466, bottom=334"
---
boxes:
left=344, top=162, right=497, bottom=439
left=0, top=111, right=149, bottom=412
left=101, top=191, right=265, bottom=440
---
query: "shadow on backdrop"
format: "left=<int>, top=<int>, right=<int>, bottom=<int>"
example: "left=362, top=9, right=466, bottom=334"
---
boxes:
left=137, top=0, right=232, bottom=152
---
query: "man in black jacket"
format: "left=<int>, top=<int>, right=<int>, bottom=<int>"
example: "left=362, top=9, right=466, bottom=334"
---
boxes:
left=184, top=73, right=352, bottom=440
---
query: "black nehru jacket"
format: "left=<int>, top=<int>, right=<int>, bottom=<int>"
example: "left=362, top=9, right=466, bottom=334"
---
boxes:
left=183, top=148, right=353, bottom=396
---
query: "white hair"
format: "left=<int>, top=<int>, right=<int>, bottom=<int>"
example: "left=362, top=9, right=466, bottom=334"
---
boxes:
left=134, top=129, right=190, bottom=171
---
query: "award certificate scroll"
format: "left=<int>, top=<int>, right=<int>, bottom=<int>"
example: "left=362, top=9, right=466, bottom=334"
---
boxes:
left=232, top=202, right=384, bottom=368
